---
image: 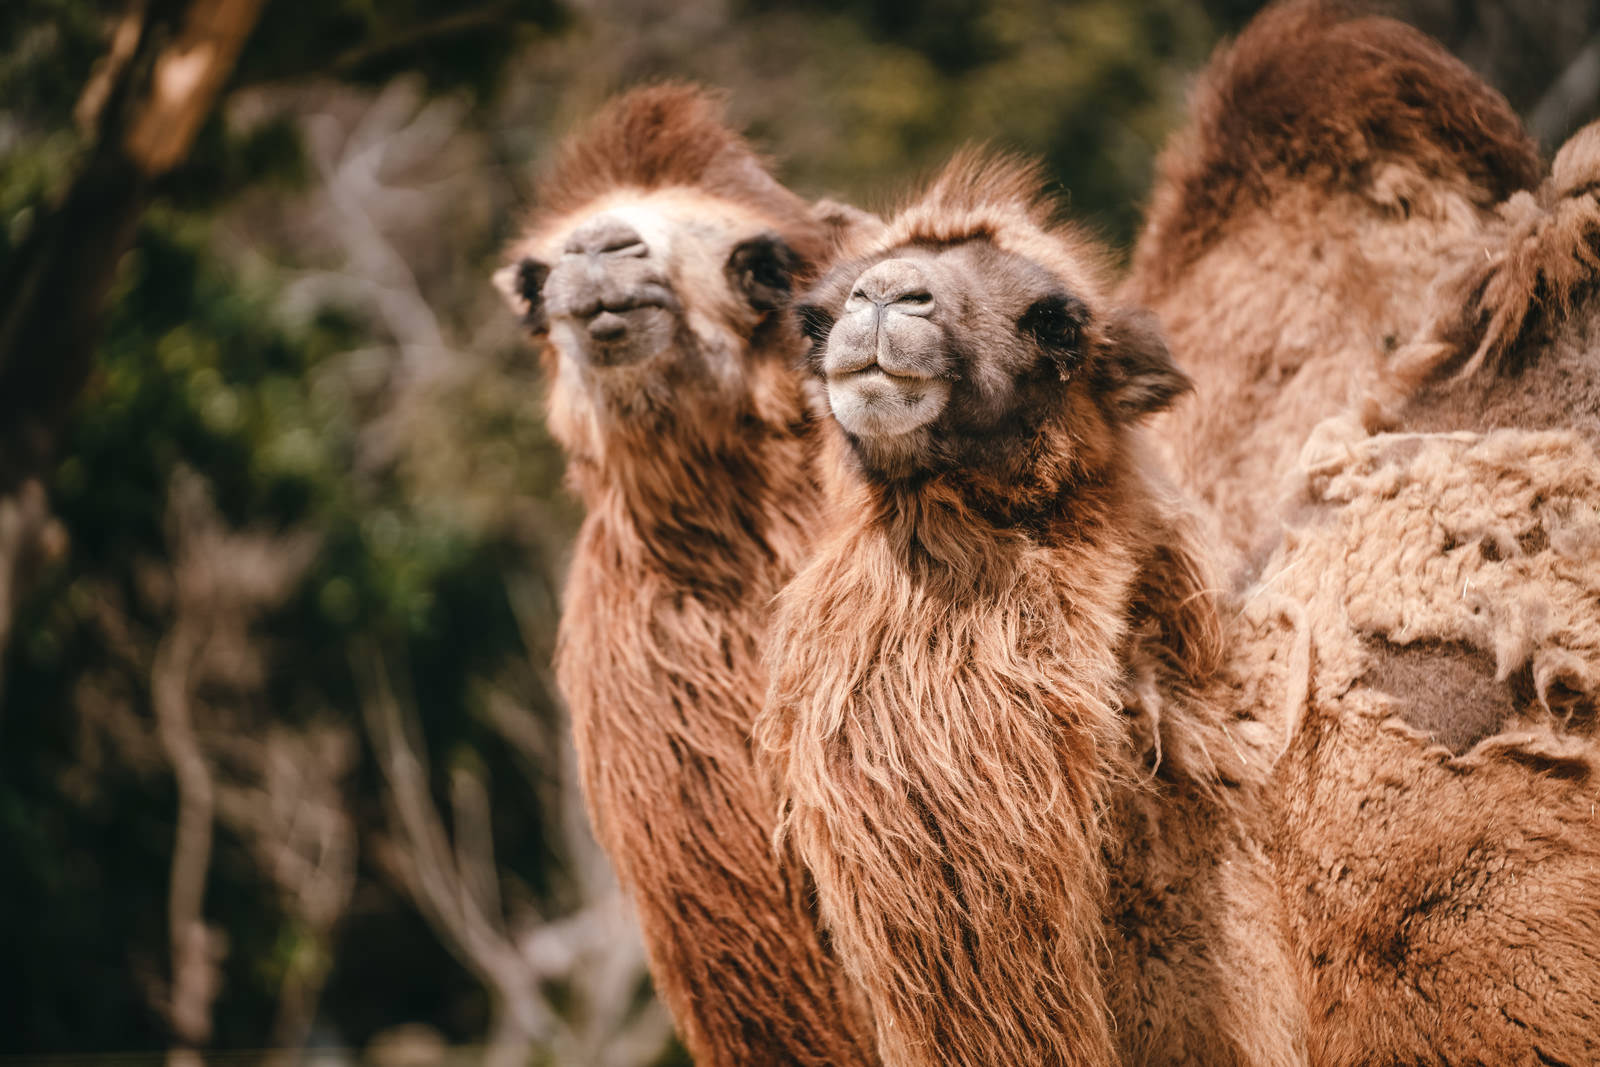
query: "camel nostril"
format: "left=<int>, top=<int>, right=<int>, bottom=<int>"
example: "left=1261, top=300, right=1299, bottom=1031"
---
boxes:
left=588, top=311, right=629, bottom=341
left=566, top=215, right=647, bottom=257
left=850, top=259, right=936, bottom=313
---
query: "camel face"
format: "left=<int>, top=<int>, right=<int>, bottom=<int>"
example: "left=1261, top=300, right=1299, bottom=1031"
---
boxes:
left=818, top=256, right=952, bottom=440
left=802, top=238, right=1094, bottom=480
left=540, top=212, right=681, bottom=370
left=497, top=188, right=808, bottom=433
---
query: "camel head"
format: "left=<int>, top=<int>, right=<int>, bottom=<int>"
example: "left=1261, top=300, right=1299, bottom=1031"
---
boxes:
left=797, top=152, right=1190, bottom=500
left=495, top=85, right=840, bottom=458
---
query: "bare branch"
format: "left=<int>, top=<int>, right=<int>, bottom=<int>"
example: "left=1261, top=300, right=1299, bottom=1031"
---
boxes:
left=150, top=531, right=222, bottom=1061
left=0, top=479, right=62, bottom=702
left=75, top=0, right=152, bottom=134
left=145, top=466, right=325, bottom=1063
left=355, top=643, right=575, bottom=1065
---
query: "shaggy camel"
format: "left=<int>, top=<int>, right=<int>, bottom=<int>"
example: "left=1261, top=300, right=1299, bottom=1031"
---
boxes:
left=494, top=85, right=878, bottom=1066
left=1238, top=121, right=1600, bottom=1067
left=758, top=153, right=1306, bottom=1067
left=1393, top=119, right=1600, bottom=450
left=1122, top=0, right=1541, bottom=572
left=1128, top=4, right=1600, bottom=1061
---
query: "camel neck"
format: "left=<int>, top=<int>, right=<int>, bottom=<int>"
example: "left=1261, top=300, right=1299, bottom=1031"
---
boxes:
left=574, top=416, right=816, bottom=602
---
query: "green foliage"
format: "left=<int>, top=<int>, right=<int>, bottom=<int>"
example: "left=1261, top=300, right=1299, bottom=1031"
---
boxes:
left=0, top=0, right=117, bottom=130
left=1, top=194, right=564, bottom=1050
left=727, top=0, right=1220, bottom=244
left=0, top=2, right=575, bottom=1053
left=238, top=0, right=570, bottom=96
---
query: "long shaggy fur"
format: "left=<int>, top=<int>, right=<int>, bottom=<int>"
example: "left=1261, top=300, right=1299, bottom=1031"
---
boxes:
left=1123, top=0, right=1541, bottom=568
left=1130, top=7, right=1600, bottom=1060
left=761, top=157, right=1306, bottom=1067
left=1232, top=422, right=1600, bottom=1065
left=765, top=477, right=1141, bottom=1067
left=1390, top=119, right=1600, bottom=449
left=521, top=86, right=878, bottom=1066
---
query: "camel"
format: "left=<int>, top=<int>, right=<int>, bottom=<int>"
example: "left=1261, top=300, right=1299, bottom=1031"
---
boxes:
left=757, top=152, right=1307, bottom=1067
left=1122, top=0, right=1541, bottom=574
left=1236, top=122, right=1600, bottom=1067
left=493, top=84, right=879, bottom=1066
left=1128, top=3, right=1600, bottom=1061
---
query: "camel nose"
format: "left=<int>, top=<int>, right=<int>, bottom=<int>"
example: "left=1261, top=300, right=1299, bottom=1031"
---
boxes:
left=825, top=258, right=945, bottom=379
left=587, top=311, right=629, bottom=341
left=849, top=259, right=934, bottom=314
left=564, top=216, right=648, bottom=258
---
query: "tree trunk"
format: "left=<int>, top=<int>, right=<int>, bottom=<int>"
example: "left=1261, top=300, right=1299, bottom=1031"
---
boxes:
left=0, top=0, right=269, bottom=662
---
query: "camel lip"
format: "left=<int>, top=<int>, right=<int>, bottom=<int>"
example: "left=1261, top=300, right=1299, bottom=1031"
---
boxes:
left=826, top=371, right=950, bottom=439
left=826, top=364, right=933, bottom=387
left=590, top=295, right=671, bottom=315
left=563, top=281, right=680, bottom=322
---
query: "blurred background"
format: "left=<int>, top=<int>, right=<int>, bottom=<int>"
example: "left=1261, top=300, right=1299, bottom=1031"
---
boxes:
left=0, top=1, right=1593, bottom=1063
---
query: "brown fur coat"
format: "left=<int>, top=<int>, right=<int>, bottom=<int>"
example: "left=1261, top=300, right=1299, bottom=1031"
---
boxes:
left=1129, top=6, right=1600, bottom=1062
left=1123, top=0, right=1541, bottom=571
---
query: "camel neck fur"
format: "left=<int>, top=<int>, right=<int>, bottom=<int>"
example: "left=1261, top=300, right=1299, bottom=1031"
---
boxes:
left=764, top=437, right=1227, bottom=1067
left=556, top=394, right=873, bottom=1065
left=569, top=399, right=816, bottom=603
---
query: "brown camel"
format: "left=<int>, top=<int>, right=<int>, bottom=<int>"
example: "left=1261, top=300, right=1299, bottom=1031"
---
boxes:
left=1122, top=0, right=1541, bottom=574
left=1236, top=119, right=1600, bottom=1066
left=1128, top=4, right=1600, bottom=1062
left=758, top=152, right=1307, bottom=1067
left=494, top=84, right=879, bottom=1066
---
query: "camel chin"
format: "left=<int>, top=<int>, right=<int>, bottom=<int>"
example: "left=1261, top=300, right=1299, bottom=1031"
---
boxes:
left=826, top=370, right=948, bottom=439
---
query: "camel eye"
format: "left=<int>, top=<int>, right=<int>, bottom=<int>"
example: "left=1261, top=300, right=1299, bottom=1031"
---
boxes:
left=1021, top=292, right=1090, bottom=381
left=1019, top=293, right=1087, bottom=350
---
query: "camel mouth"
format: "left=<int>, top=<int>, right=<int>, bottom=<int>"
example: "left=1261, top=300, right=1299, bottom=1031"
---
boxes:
left=827, top=368, right=950, bottom=439
left=585, top=289, right=677, bottom=317
left=554, top=297, right=679, bottom=370
left=829, top=364, right=933, bottom=387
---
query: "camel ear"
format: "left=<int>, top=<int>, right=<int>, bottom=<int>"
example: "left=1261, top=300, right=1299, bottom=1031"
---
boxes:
left=726, top=233, right=804, bottom=312
left=1094, top=307, right=1190, bottom=421
left=493, top=256, right=550, bottom=334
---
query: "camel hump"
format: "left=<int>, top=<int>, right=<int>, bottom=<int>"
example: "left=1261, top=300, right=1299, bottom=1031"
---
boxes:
left=1133, top=0, right=1540, bottom=290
